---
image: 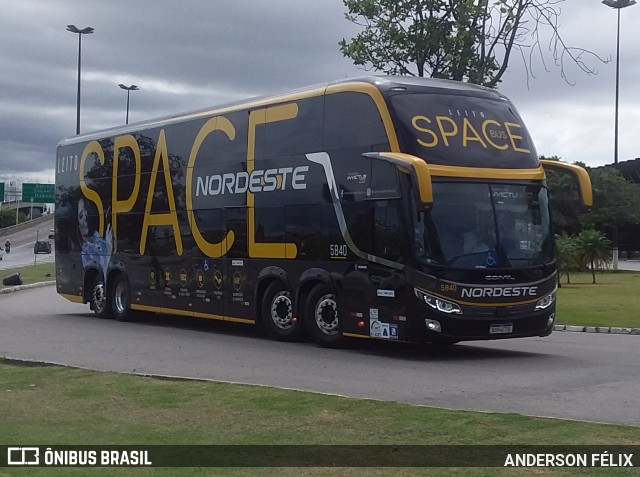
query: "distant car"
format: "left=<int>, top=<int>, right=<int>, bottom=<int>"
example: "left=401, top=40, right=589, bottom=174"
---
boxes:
left=48, top=228, right=55, bottom=239
left=34, top=240, right=52, bottom=254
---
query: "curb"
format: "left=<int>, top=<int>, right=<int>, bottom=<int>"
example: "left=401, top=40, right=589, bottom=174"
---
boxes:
left=0, top=280, right=56, bottom=295
left=1, top=281, right=639, bottom=336
left=553, top=324, right=640, bottom=336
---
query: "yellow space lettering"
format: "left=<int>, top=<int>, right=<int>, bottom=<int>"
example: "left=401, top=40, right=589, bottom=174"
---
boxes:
left=504, top=122, right=531, bottom=153
left=411, top=115, right=530, bottom=154
left=79, top=141, right=105, bottom=236
left=461, top=118, right=487, bottom=148
left=111, top=135, right=141, bottom=240
left=247, top=103, right=299, bottom=259
left=139, top=129, right=183, bottom=255
left=412, top=116, right=438, bottom=147
left=482, top=120, right=508, bottom=150
left=186, top=116, right=236, bottom=258
left=436, top=116, right=458, bottom=147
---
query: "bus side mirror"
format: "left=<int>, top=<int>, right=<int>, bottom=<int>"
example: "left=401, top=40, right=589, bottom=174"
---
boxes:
left=539, top=160, right=593, bottom=210
left=363, top=152, right=433, bottom=209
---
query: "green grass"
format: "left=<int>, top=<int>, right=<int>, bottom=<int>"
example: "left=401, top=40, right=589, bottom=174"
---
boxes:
left=556, top=271, right=640, bottom=328
left=0, top=262, right=54, bottom=290
left=0, top=361, right=638, bottom=477
left=0, top=269, right=639, bottom=475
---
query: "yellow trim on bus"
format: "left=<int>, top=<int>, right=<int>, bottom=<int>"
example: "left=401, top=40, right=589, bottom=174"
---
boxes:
left=375, top=152, right=434, bottom=204
left=325, top=82, right=401, bottom=152
left=540, top=159, right=593, bottom=207
left=171, top=81, right=401, bottom=156
left=60, top=293, right=84, bottom=303
left=168, top=81, right=401, bottom=154
left=426, top=164, right=545, bottom=180
left=131, top=304, right=255, bottom=324
left=343, top=332, right=372, bottom=340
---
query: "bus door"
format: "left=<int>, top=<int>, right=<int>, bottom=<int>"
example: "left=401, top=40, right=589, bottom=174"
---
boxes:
left=340, top=254, right=407, bottom=341
left=338, top=156, right=408, bottom=340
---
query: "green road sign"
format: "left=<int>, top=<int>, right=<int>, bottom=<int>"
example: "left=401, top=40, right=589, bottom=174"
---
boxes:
left=22, top=183, right=55, bottom=203
left=0, top=182, right=4, bottom=201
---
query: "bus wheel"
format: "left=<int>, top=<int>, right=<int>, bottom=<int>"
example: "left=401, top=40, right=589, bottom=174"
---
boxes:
left=262, top=281, right=305, bottom=341
left=90, top=274, right=112, bottom=319
left=111, top=274, right=133, bottom=322
left=304, top=283, right=346, bottom=348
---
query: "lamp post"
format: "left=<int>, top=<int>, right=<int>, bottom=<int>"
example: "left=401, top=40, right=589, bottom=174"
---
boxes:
left=118, top=84, right=139, bottom=124
left=602, top=0, right=636, bottom=270
left=66, top=25, right=94, bottom=135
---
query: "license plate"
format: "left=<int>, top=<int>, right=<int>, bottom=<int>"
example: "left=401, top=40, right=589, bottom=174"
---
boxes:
left=489, top=323, right=513, bottom=334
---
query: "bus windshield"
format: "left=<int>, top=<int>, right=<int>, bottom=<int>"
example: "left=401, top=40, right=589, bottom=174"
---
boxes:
left=413, top=182, right=553, bottom=269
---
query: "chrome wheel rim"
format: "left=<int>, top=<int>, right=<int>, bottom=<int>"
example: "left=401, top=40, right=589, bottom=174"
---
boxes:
left=315, top=293, right=339, bottom=335
left=114, top=280, right=128, bottom=314
left=270, top=291, right=293, bottom=330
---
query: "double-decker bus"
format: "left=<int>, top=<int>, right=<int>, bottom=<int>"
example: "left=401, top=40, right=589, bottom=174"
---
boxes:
left=55, top=76, right=592, bottom=347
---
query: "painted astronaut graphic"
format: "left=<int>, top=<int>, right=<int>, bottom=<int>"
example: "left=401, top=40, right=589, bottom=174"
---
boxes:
left=78, top=196, right=113, bottom=284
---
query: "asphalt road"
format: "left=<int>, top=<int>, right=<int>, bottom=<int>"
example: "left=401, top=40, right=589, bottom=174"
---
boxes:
left=1, top=285, right=639, bottom=427
left=0, top=216, right=54, bottom=270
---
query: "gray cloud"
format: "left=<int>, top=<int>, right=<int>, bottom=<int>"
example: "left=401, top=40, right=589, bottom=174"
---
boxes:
left=0, top=0, right=639, bottom=183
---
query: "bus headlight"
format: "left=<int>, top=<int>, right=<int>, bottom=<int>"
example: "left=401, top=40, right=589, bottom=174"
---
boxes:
left=414, top=289, right=462, bottom=315
left=535, top=290, right=556, bottom=311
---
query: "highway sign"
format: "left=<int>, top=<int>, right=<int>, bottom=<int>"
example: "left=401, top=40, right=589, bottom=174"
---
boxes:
left=22, top=183, right=55, bottom=203
left=0, top=182, right=4, bottom=201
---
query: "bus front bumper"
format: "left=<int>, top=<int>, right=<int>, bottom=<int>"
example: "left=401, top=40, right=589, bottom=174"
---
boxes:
left=421, top=310, right=555, bottom=342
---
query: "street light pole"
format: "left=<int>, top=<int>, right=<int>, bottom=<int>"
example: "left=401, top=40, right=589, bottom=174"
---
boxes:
left=66, top=25, right=94, bottom=135
left=602, top=0, right=636, bottom=270
left=118, top=84, right=139, bottom=124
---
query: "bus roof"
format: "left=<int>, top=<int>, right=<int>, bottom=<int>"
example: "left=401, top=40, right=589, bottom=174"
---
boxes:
left=57, top=76, right=506, bottom=147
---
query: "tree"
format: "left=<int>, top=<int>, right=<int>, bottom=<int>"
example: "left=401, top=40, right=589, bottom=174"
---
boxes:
left=581, top=167, right=640, bottom=232
left=576, top=228, right=611, bottom=284
left=544, top=159, right=640, bottom=238
left=0, top=209, right=28, bottom=229
left=339, top=0, right=606, bottom=87
left=554, top=232, right=579, bottom=285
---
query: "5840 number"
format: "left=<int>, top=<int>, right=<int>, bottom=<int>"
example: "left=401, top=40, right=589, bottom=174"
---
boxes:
left=330, top=244, right=348, bottom=259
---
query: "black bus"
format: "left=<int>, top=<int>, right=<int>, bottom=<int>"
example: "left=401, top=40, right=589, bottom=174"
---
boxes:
left=55, top=76, right=592, bottom=347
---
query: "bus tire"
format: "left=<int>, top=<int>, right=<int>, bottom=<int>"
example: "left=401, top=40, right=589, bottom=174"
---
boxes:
left=261, top=281, right=306, bottom=341
left=90, top=274, right=112, bottom=319
left=304, top=283, right=346, bottom=348
left=111, top=273, right=134, bottom=322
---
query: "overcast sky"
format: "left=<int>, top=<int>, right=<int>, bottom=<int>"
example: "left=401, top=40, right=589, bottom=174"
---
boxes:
left=1, top=0, right=639, bottom=185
